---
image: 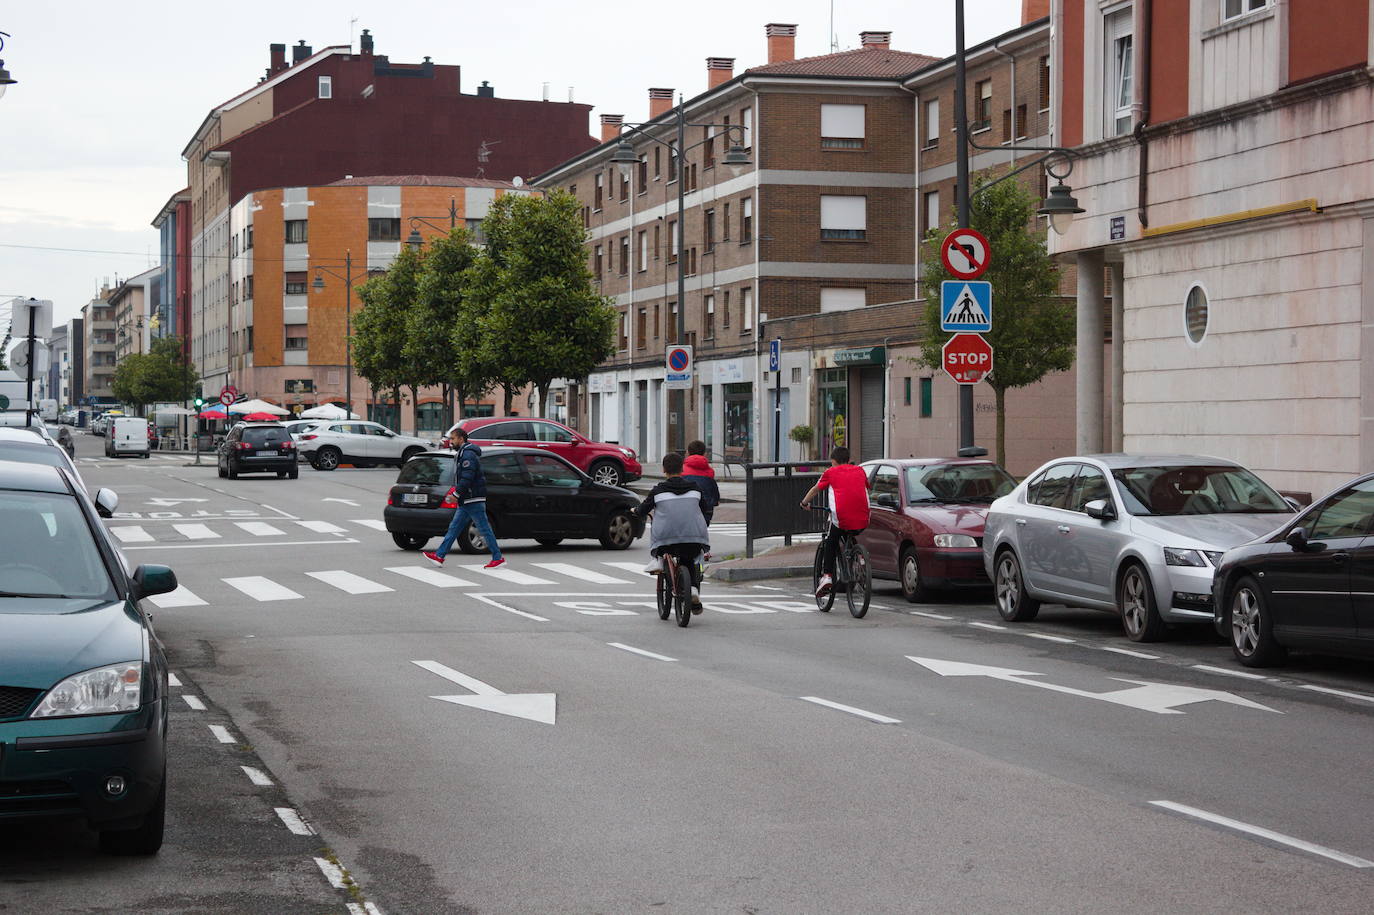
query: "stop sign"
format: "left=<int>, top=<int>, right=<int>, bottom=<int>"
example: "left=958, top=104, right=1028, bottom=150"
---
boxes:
left=942, top=333, right=993, bottom=384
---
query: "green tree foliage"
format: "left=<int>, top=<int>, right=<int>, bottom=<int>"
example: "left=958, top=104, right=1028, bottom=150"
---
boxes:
left=916, top=177, right=1074, bottom=466
left=407, top=229, right=482, bottom=421
left=110, top=336, right=196, bottom=413
left=353, top=252, right=420, bottom=397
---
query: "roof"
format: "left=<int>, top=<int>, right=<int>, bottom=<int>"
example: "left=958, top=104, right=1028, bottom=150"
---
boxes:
left=0, top=459, right=69, bottom=495
left=326, top=175, right=527, bottom=189
left=747, top=46, right=939, bottom=79
left=1076, top=453, right=1241, bottom=469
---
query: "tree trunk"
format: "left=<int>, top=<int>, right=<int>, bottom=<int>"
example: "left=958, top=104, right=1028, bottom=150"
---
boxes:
left=994, top=385, right=1007, bottom=468
left=392, top=385, right=401, bottom=430
left=503, top=384, right=514, bottom=415
left=409, top=385, right=419, bottom=433
left=536, top=382, right=550, bottom=419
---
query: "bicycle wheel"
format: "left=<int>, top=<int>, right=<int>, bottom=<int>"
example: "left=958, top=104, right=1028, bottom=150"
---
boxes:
left=845, top=541, right=872, bottom=619
left=656, top=565, right=671, bottom=620
left=812, top=542, right=835, bottom=612
left=674, top=564, right=692, bottom=627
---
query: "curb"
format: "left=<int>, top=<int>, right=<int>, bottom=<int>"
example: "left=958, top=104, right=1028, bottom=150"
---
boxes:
left=709, top=564, right=811, bottom=582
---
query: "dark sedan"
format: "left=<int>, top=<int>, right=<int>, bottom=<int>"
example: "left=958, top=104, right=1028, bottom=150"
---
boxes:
left=218, top=422, right=299, bottom=479
left=862, top=458, right=1017, bottom=602
left=383, top=447, right=645, bottom=552
left=1213, top=473, right=1374, bottom=666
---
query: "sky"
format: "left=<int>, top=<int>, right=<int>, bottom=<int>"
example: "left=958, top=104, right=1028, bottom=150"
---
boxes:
left=0, top=0, right=1025, bottom=330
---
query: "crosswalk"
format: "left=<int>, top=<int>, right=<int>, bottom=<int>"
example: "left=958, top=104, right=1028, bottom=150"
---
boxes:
left=108, top=518, right=357, bottom=544
left=710, top=522, right=823, bottom=542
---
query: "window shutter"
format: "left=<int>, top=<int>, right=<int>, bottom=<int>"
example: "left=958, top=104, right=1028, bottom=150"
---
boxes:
left=820, top=196, right=867, bottom=231
left=820, top=104, right=865, bottom=139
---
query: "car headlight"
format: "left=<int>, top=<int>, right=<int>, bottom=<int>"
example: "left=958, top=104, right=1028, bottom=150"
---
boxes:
left=619, top=447, right=635, bottom=458
left=934, top=533, right=978, bottom=548
left=31, top=662, right=144, bottom=718
left=1163, top=547, right=1208, bottom=567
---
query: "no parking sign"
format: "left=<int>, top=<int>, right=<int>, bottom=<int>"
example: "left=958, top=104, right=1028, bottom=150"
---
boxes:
left=665, top=344, right=693, bottom=390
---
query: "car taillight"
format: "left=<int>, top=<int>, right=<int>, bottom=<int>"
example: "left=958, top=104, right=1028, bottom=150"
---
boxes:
left=282, top=441, right=295, bottom=449
left=441, top=488, right=459, bottom=508
left=386, top=495, right=394, bottom=506
left=236, top=442, right=253, bottom=451
left=300, top=434, right=317, bottom=441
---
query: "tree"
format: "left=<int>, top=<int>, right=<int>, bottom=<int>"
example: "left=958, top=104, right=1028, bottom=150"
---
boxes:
left=353, top=255, right=420, bottom=418
left=915, top=177, right=1074, bottom=466
left=406, top=229, right=481, bottom=427
left=111, top=336, right=196, bottom=414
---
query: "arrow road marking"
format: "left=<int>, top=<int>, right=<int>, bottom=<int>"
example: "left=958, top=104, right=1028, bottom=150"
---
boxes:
left=412, top=660, right=556, bottom=725
left=907, top=657, right=1281, bottom=715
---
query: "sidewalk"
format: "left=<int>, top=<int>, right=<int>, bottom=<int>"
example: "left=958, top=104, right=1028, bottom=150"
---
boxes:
left=708, top=541, right=814, bottom=583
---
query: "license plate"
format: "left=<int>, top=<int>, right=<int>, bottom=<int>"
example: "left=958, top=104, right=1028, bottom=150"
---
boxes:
left=402, top=493, right=428, bottom=504
left=257, top=450, right=278, bottom=457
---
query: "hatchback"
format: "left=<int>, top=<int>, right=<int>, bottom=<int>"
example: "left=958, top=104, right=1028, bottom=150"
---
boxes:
left=447, top=417, right=642, bottom=487
left=218, top=422, right=299, bottom=479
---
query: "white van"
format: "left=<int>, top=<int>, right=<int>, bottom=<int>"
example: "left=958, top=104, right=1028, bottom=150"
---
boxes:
left=107, top=416, right=151, bottom=458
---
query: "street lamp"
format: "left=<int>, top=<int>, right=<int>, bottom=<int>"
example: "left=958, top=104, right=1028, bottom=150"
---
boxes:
left=404, top=199, right=460, bottom=250
left=311, top=251, right=355, bottom=419
left=0, top=32, right=16, bottom=101
left=608, top=99, right=752, bottom=452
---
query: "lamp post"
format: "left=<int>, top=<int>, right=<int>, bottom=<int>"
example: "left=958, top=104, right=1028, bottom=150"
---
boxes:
left=404, top=198, right=460, bottom=250
left=310, top=251, right=355, bottom=419
left=609, top=100, right=751, bottom=452
left=0, top=32, right=17, bottom=101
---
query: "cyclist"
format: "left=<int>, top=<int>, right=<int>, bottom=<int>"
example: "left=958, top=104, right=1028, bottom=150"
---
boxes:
left=634, top=451, right=711, bottom=612
left=799, top=445, right=871, bottom=598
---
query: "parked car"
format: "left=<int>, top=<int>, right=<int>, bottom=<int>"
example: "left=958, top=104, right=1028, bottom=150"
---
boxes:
left=297, top=421, right=434, bottom=471
left=0, top=459, right=177, bottom=854
left=983, top=454, right=1293, bottom=642
left=383, top=447, right=644, bottom=552
left=217, top=422, right=299, bottom=479
left=0, top=426, right=116, bottom=515
left=862, top=458, right=1017, bottom=602
left=445, top=417, right=642, bottom=487
left=91, top=411, right=122, bottom=436
left=105, top=417, right=150, bottom=459
left=1213, top=473, right=1374, bottom=666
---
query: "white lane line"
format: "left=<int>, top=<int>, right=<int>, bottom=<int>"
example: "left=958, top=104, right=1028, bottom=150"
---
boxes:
left=910, top=610, right=954, bottom=620
left=295, top=519, right=348, bottom=534
left=464, top=565, right=558, bottom=586
left=1298, top=684, right=1374, bottom=703
left=351, top=519, right=388, bottom=531
left=603, top=561, right=653, bottom=574
left=172, top=523, right=219, bottom=540
left=385, top=566, right=477, bottom=588
left=347, top=904, right=385, bottom=915
left=109, top=526, right=154, bottom=543
left=235, top=521, right=286, bottom=537
left=1100, top=646, right=1161, bottom=660
left=241, top=766, right=273, bottom=787
left=470, top=593, right=549, bottom=622
left=316, top=856, right=347, bottom=889
left=275, top=807, right=316, bottom=836
left=182, top=695, right=206, bottom=711
left=970, top=621, right=1007, bottom=631
left=167, top=673, right=182, bottom=687
left=1192, top=664, right=1269, bottom=681
left=208, top=725, right=235, bottom=744
left=532, top=562, right=630, bottom=584
left=608, top=642, right=676, bottom=662
left=306, top=570, right=393, bottom=594
left=121, top=538, right=358, bottom=551
left=750, top=584, right=784, bottom=591
left=224, top=576, right=303, bottom=602
left=1150, top=801, right=1374, bottom=868
left=800, top=696, right=901, bottom=725
left=147, top=585, right=207, bottom=608
left=1024, top=632, right=1077, bottom=644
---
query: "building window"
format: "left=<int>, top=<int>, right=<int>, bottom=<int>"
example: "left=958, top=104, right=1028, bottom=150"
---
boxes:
left=919, top=378, right=933, bottom=417
left=1016, top=104, right=1028, bottom=139
left=722, top=290, right=731, bottom=328
left=244, top=275, right=254, bottom=300
left=637, top=156, right=648, bottom=195
left=668, top=141, right=679, bottom=182
left=368, top=218, right=401, bottom=241
left=619, top=312, right=628, bottom=349
left=742, top=287, right=753, bottom=332
left=245, top=225, right=254, bottom=249
left=820, top=288, right=866, bottom=312
left=466, top=218, right=485, bottom=245
left=1105, top=7, right=1134, bottom=137
left=653, top=224, right=661, bottom=260
left=821, top=103, right=865, bottom=149
left=924, top=98, right=940, bottom=147
left=722, top=202, right=731, bottom=240
left=284, top=219, right=308, bottom=244
left=1185, top=285, right=1209, bottom=344
left=740, top=106, right=752, bottom=147
left=703, top=126, right=716, bottom=169
left=653, top=303, right=661, bottom=339
left=582, top=206, right=590, bottom=228
left=820, top=195, right=867, bottom=240
left=285, top=336, right=308, bottom=350
left=924, top=190, right=941, bottom=236
left=318, top=76, right=332, bottom=99
left=1002, top=108, right=1013, bottom=143
left=637, top=309, right=647, bottom=348
left=637, top=230, right=648, bottom=272
left=668, top=221, right=679, bottom=263
left=619, top=169, right=629, bottom=202
left=619, top=236, right=629, bottom=276
left=654, top=147, right=661, bottom=178
left=904, top=377, right=912, bottom=406
left=974, top=79, right=992, bottom=131
left=705, top=295, right=715, bottom=339
left=594, top=173, right=603, bottom=210
left=741, top=197, right=752, bottom=242
left=1223, top=0, right=1268, bottom=20
left=593, top=245, right=603, bottom=279
left=704, top=208, right=716, bottom=251
left=685, top=247, right=697, bottom=276
left=1039, top=56, right=1051, bottom=111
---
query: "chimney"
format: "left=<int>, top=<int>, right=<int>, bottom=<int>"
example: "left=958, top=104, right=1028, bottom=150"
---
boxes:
left=292, top=40, right=312, bottom=64
left=477, top=80, right=495, bottom=98
left=1021, top=0, right=1050, bottom=23
left=860, top=31, right=892, bottom=51
left=648, top=87, right=675, bottom=119
left=600, top=114, right=624, bottom=143
left=359, top=28, right=374, bottom=56
left=706, top=57, right=735, bottom=89
left=766, top=23, right=797, bottom=64
left=269, top=43, right=287, bottom=74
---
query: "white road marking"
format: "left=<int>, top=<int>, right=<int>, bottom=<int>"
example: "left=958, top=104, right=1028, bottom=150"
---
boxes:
left=603, top=561, right=654, bottom=574
left=1192, top=664, right=1269, bottom=681
left=295, top=519, right=348, bottom=534
left=347, top=903, right=385, bottom=915
left=608, top=642, right=676, bottom=662
left=532, top=562, right=630, bottom=584
left=1297, top=683, right=1374, bottom=703
left=351, top=519, right=388, bottom=531
left=241, top=766, right=273, bottom=787
left=208, top=725, right=235, bottom=744
left=121, top=538, right=358, bottom=551
left=306, top=570, right=393, bottom=594
left=1150, top=801, right=1374, bottom=868
left=147, top=586, right=207, bottom=608
left=1024, top=632, right=1077, bottom=644
left=1099, top=646, right=1161, bottom=660
left=470, top=593, right=549, bottom=621
left=235, top=521, right=286, bottom=537
left=275, top=807, right=316, bottom=836
left=172, top=523, right=219, bottom=540
left=969, top=621, right=1007, bottom=630
left=385, top=566, right=477, bottom=588
left=414, top=660, right=558, bottom=725
left=800, top=696, right=901, bottom=724
left=750, top=584, right=784, bottom=591
left=167, top=673, right=182, bottom=687
left=224, top=576, right=303, bottom=602
left=182, top=695, right=205, bottom=710
left=324, top=497, right=360, bottom=506
left=464, top=565, right=557, bottom=586
left=910, top=610, right=954, bottom=620
left=413, top=660, right=502, bottom=695
left=109, top=526, right=154, bottom=543
left=315, top=856, right=346, bottom=889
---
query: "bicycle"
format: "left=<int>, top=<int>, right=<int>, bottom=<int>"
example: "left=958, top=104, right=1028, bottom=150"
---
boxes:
left=654, top=551, right=694, bottom=627
left=809, top=509, right=872, bottom=619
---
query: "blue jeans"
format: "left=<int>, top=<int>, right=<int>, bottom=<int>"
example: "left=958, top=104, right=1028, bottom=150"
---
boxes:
left=435, top=499, right=502, bottom=561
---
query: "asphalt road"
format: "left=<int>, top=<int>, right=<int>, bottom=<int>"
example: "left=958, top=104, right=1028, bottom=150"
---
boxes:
left=7, top=432, right=1374, bottom=913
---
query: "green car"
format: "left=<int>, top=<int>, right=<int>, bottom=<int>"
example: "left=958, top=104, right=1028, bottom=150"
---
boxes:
left=0, top=460, right=178, bottom=854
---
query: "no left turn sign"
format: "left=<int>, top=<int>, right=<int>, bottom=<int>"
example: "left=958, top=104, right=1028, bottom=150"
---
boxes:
left=940, top=228, right=991, bottom=280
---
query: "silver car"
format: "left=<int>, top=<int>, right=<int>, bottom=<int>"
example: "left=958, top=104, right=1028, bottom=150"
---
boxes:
left=983, top=454, right=1293, bottom=642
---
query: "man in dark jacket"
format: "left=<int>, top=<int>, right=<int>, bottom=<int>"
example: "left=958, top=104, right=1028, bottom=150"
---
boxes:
left=424, top=428, right=505, bottom=569
left=682, top=440, right=719, bottom=525
left=634, top=451, right=710, bottom=611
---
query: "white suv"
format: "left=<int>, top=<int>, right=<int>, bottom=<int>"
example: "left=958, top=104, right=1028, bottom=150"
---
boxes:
left=297, top=421, right=436, bottom=471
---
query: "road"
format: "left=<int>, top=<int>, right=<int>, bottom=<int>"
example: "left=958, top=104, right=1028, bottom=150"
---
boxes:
left=7, top=433, right=1374, bottom=913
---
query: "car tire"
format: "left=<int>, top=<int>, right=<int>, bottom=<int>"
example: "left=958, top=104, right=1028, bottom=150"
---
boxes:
left=598, top=510, right=635, bottom=550
left=1118, top=562, right=1166, bottom=642
left=899, top=546, right=931, bottom=603
left=217, top=463, right=227, bottom=479
left=536, top=538, right=564, bottom=548
left=276, top=470, right=287, bottom=478
left=227, top=462, right=238, bottom=480
left=401, top=447, right=423, bottom=465
left=589, top=460, right=623, bottom=487
left=314, top=447, right=341, bottom=471
left=457, top=522, right=486, bottom=555
left=99, top=770, right=165, bottom=856
left=1229, top=575, right=1286, bottom=667
left=288, top=466, right=299, bottom=480
left=994, top=549, right=1040, bottom=622
left=391, top=531, right=428, bottom=551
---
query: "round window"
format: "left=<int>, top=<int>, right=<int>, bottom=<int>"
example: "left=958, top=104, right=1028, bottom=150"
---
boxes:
left=1184, top=285, right=1209, bottom=344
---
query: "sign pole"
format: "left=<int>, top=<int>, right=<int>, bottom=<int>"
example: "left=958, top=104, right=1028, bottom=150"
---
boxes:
left=23, top=303, right=36, bottom=426
left=954, top=0, right=976, bottom=454
left=773, top=341, right=782, bottom=462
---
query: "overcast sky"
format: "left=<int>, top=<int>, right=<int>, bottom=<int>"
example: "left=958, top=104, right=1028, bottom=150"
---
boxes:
left=0, top=0, right=1024, bottom=329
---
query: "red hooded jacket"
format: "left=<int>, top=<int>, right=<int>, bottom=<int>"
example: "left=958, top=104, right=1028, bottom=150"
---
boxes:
left=682, top=454, right=715, bottom=478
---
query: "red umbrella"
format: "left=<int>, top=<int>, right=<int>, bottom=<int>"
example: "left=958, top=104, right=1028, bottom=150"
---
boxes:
left=197, top=408, right=227, bottom=419
left=242, top=411, right=280, bottom=421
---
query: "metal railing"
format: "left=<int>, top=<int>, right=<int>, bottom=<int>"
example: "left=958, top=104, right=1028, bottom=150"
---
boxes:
left=743, top=461, right=829, bottom=558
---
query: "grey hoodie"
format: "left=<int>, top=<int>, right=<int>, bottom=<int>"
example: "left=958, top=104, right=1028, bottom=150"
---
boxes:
left=633, top=476, right=710, bottom=553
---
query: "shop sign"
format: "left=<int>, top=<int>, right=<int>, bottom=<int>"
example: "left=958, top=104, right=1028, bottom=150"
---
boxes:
left=712, top=359, right=747, bottom=383
left=831, top=346, right=886, bottom=367
left=586, top=373, right=616, bottom=394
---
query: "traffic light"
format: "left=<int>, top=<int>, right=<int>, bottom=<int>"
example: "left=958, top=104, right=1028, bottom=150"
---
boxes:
left=193, top=396, right=204, bottom=409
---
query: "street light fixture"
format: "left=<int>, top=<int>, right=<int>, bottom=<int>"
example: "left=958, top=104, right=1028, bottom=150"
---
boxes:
left=310, top=251, right=356, bottom=419
left=405, top=199, right=461, bottom=250
left=0, top=32, right=16, bottom=101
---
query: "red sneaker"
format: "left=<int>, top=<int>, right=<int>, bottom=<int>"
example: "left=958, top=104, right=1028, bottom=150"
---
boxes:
left=484, top=558, right=506, bottom=570
left=423, top=551, right=444, bottom=566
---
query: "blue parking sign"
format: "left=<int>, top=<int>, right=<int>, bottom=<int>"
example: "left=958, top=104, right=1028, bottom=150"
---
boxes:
left=769, top=338, right=781, bottom=372
left=940, top=281, right=993, bottom=333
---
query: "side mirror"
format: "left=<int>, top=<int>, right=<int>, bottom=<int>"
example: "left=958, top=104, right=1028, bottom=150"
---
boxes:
left=95, top=488, right=119, bottom=518
left=875, top=492, right=899, bottom=509
left=1285, top=526, right=1310, bottom=551
left=132, top=564, right=178, bottom=601
left=1084, top=499, right=1117, bottom=521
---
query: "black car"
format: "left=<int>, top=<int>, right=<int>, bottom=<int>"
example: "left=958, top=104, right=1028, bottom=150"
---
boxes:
left=383, top=447, right=644, bottom=552
left=1213, top=473, right=1374, bottom=666
left=218, top=423, right=299, bottom=479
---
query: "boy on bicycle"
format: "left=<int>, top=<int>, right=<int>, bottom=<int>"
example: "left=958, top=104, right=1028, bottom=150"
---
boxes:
left=634, top=451, right=711, bottom=612
left=800, top=446, right=871, bottom=597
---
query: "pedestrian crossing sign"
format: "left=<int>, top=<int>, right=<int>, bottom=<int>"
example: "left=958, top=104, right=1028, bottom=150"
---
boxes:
left=940, top=281, right=993, bottom=333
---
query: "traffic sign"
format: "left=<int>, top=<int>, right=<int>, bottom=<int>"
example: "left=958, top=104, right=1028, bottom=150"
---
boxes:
left=769, top=338, right=781, bottom=373
left=942, top=333, right=993, bottom=385
left=940, top=280, right=993, bottom=333
left=940, top=228, right=991, bottom=280
left=219, top=390, right=236, bottom=407
left=665, top=344, right=694, bottom=390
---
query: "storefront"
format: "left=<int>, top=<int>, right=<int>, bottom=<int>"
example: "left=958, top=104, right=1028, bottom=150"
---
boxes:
left=700, top=357, right=753, bottom=462
left=815, top=345, right=886, bottom=462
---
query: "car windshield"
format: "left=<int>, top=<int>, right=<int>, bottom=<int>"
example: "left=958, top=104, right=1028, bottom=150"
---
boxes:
left=906, top=464, right=1016, bottom=504
left=1111, top=465, right=1291, bottom=516
left=0, top=491, right=116, bottom=605
left=396, top=455, right=455, bottom=486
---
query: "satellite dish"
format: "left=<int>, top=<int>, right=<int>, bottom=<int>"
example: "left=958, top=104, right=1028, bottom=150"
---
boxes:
left=511, top=176, right=524, bottom=187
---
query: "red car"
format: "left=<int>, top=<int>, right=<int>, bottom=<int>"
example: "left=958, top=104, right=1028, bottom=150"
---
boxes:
left=861, top=457, right=1017, bottom=602
left=444, top=417, right=642, bottom=487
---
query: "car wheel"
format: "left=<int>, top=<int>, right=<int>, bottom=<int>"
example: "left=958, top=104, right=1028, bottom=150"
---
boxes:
left=599, top=510, right=635, bottom=550
left=217, top=463, right=227, bottom=479
left=288, top=466, right=299, bottom=480
left=536, top=538, right=564, bottom=548
left=1118, top=562, right=1165, bottom=642
left=899, top=546, right=931, bottom=603
left=994, top=549, right=1040, bottom=621
left=457, top=522, right=486, bottom=554
left=402, top=446, right=423, bottom=464
left=589, top=460, right=623, bottom=487
left=391, top=531, right=428, bottom=551
left=99, top=770, right=165, bottom=856
left=1230, top=575, right=1286, bottom=667
left=276, top=470, right=287, bottom=478
left=227, top=461, right=238, bottom=480
left=314, top=447, right=341, bottom=471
